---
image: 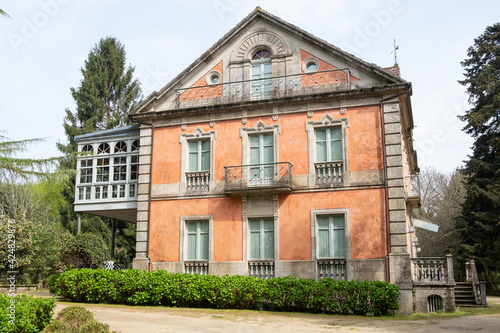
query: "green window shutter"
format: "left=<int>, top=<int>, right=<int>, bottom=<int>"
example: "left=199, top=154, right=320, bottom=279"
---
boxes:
left=187, top=234, right=196, bottom=260
left=263, top=219, right=274, bottom=259
left=317, top=216, right=330, bottom=258
left=330, top=127, right=342, bottom=161
left=332, top=216, right=345, bottom=258
left=263, top=134, right=274, bottom=163
left=188, top=141, right=198, bottom=171
left=199, top=221, right=209, bottom=260
left=249, top=219, right=260, bottom=259
left=201, top=140, right=210, bottom=171
left=315, top=129, right=327, bottom=162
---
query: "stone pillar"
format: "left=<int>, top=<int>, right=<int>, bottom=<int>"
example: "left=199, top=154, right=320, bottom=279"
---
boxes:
left=384, top=101, right=413, bottom=315
left=132, top=125, right=153, bottom=271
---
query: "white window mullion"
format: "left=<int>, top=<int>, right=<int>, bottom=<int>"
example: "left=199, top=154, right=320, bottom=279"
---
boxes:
left=326, top=129, right=331, bottom=162
left=197, top=141, right=202, bottom=171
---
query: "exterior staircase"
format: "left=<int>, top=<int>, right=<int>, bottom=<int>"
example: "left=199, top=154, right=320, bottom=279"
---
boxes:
left=455, top=282, right=478, bottom=307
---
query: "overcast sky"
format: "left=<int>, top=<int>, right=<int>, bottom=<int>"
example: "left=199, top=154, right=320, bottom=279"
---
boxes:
left=1, top=0, right=498, bottom=173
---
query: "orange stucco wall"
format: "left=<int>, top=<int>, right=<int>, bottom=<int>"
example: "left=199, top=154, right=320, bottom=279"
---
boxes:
left=149, top=196, right=243, bottom=262
left=152, top=105, right=382, bottom=184
left=278, top=189, right=386, bottom=261
left=300, top=49, right=359, bottom=81
left=150, top=103, right=385, bottom=264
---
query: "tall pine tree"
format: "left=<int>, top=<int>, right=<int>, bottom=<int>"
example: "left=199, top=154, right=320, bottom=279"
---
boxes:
left=457, top=23, right=500, bottom=272
left=56, top=37, right=142, bottom=265
left=57, top=36, right=142, bottom=166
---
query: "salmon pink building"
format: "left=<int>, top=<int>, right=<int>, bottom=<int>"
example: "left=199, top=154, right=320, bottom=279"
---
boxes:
left=74, top=8, right=463, bottom=314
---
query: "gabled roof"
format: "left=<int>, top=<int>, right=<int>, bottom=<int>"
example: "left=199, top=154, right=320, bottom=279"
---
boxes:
left=131, top=7, right=406, bottom=115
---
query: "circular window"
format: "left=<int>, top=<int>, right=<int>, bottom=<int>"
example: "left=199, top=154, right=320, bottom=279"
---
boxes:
left=302, top=57, right=320, bottom=73
left=206, top=71, right=221, bottom=85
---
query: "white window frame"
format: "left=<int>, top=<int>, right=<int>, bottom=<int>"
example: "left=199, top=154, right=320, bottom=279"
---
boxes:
left=75, top=138, right=139, bottom=203
left=179, top=126, right=216, bottom=193
left=179, top=215, right=214, bottom=263
left=306, top=113, right=349, bottom=186
left=310, top=209, right=351, bottom=262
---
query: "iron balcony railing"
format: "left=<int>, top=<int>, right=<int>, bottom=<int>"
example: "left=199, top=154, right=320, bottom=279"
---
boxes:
left=174, top=68, right=352, bottom=109
left=224, top=162, right=293, bottom=193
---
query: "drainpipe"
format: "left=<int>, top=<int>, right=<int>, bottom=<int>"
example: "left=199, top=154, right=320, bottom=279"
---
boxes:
left=379, top=87, right=411, bottom=283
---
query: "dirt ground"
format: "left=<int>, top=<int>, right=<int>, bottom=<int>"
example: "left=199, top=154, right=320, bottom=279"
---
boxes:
left=50, top=297, right=500, bottom=333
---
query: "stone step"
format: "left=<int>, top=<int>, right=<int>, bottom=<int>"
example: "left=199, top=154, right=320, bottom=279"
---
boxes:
left=454, top=282, right=477, bottom=306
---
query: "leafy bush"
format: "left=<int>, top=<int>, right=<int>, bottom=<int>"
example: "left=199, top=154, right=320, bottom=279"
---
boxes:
left=481, top=268, right=500, bottom=291
left=0, top=294, right=55, bottom=332
left=42, top=306, right=116, bottom=333
left=50, top=269, right=400, bottom=316
left=60, top=233, right=109, bottom=269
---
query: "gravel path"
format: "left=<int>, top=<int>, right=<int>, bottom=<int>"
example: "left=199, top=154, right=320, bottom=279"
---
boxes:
left=51, top=297, right=500, bottom=333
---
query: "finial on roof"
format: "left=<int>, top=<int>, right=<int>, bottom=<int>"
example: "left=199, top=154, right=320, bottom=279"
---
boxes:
left=256, top=6, right=262, bottom=11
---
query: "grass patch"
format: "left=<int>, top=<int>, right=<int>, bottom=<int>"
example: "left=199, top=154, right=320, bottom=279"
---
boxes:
left=407, top=303, right=500, bottom=320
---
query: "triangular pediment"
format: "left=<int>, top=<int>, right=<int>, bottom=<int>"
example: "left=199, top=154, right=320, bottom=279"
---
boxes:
left=131, top=7, right=405, bottom=116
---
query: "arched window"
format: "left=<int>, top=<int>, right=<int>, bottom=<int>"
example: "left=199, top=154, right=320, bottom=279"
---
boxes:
left=131, top=140, right=139, bottom=151
left=251, top=49, right=272, bottom=100
left=115, top=141, right=127, bottom=153
left=81, top=144, right=93, bottom=152
left=252, top=49, right=271, bottom=60
left=98, top=143, right=110, bottom=154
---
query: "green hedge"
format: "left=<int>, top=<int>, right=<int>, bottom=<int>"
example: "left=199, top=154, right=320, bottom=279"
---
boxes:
left=0, top=294, right=55, bottom=332
left=49, top=269, right=400, bottom=316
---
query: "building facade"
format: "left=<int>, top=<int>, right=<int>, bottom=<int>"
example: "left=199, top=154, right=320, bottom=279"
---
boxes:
left=75, top=8, right=460, bottom=314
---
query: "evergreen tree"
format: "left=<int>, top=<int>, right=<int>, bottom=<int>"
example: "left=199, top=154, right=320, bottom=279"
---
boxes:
left=56, top=37, right=141, bottom=266
left=457, top=23, right=500, bottom=272
left=0, top=133, right=56, bottom=181
left=57, top=36, right=142, bottom=167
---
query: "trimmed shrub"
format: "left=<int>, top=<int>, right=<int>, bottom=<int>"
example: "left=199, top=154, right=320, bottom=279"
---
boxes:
left=60, top=233, right=109, bottom=269
left=41, top=306, right=116, bottom=333
left=50, top=269, right=400, bottom=316
left=0, top=294, right=55, bottom=332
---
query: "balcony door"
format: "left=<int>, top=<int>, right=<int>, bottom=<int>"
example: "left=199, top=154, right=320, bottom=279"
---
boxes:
left=249, top=133, right=274, bottom=186
left=251, top=50, right=272, bottom=100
